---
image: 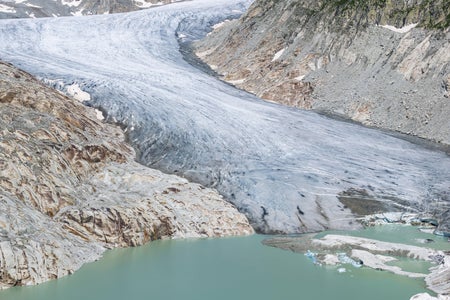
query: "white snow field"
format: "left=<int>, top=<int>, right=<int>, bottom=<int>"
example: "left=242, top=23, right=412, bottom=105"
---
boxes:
left=0, top=0, right=449, bottom=233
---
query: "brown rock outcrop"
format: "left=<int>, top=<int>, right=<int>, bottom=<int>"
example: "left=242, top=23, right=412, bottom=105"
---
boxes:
left=0, top=61, right=253, bottom=289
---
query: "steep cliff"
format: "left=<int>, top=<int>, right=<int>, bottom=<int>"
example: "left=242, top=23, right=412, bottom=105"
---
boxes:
left=195, top=0, right=450, bottom=146
left=0, top=61, right=253, bottom=289
left=0, top=0, right=179, bottom=18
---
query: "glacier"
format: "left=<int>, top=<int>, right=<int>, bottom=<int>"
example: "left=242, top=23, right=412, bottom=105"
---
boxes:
left=0, top=0, right=449, bottom=233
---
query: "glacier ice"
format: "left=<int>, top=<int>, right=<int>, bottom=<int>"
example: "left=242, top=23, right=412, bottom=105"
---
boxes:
left=0, top=0, right=449, bottom=233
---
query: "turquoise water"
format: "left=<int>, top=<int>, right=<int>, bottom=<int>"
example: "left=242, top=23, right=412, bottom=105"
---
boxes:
left=1, top=226, right=448, bottom=300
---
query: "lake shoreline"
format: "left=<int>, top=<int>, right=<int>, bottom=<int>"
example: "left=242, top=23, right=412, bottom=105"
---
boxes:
left=263, top=214, right=450, bottom=300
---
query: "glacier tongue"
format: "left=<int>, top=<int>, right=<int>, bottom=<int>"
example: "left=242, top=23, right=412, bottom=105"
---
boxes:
left=0, top=0, right=449, bottom=233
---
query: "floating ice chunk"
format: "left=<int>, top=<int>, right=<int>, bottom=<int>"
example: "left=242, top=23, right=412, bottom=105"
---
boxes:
left=323, top=254, right=340, bottom=265
left=337, top=253, right=362, bottom=268
left=337, top=267, right=346, bottom=273
left=305, top=250, right=318, bottom=264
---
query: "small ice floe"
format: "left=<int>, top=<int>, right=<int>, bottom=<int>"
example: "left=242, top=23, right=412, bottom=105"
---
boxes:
left=419, top=227, right=436, bottom=234
left=380, top=23, right=418, bottom=34
left=337, top=267, right=346, bottom=273
left=338, top=253, right=363, bottom=268
left=272, top=48, right=286, bottom=62
left=305, top=250, right=320, bottom=265
left=323, top=254, right=340, bottom=265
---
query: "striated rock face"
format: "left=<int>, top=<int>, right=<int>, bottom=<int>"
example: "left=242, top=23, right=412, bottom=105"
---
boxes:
left=0, top=0, right=180, bottom=18
left=195, top=0, right=450, bottom=145
left=0, top=61, right=253, bottom=289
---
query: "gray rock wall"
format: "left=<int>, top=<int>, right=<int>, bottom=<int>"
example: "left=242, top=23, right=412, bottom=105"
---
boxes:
left=194, top=0, right=450, bottom=146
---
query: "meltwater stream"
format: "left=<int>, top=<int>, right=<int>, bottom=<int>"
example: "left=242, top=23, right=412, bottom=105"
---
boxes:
left=0, top=0, right=449, bottom=233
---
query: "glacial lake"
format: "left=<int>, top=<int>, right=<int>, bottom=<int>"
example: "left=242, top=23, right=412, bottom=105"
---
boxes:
left=1, top=226, right=448, bottom=300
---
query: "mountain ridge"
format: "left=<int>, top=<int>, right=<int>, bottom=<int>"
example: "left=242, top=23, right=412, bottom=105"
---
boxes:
left=0, top=0, right=180, bottom=18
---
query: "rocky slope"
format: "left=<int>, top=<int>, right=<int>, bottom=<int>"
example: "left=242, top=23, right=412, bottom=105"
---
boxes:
left=0, top=0, right=180, bottom=18
left=194, top=0, right=450, bottom=146
left=0, top=61, right=253, bottom=289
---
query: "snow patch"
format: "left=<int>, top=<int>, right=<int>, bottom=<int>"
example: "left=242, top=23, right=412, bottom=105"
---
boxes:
left=294, top=75, right=305, bottom=81
left=196, top=48, right=215, bottom=59
left=71, top=10, right=83, bottom=16
left=95, top=109, right=104, bottom=120
left=66, top=83, right=91, bottom=102
left=0, top=4, right=16, bottom=13
left=212, top=20, right=230, bottom=30
left=134, top=0, right=162, bottom=8
left=380, top=23, right=418, bottom=33
left=25, top=3, right=41, bottom=8
left=272, top=48, right=286, bottom=62
left=227, top=78, right=245, bottom=85
left=62, top=0, right=82, bottom=7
